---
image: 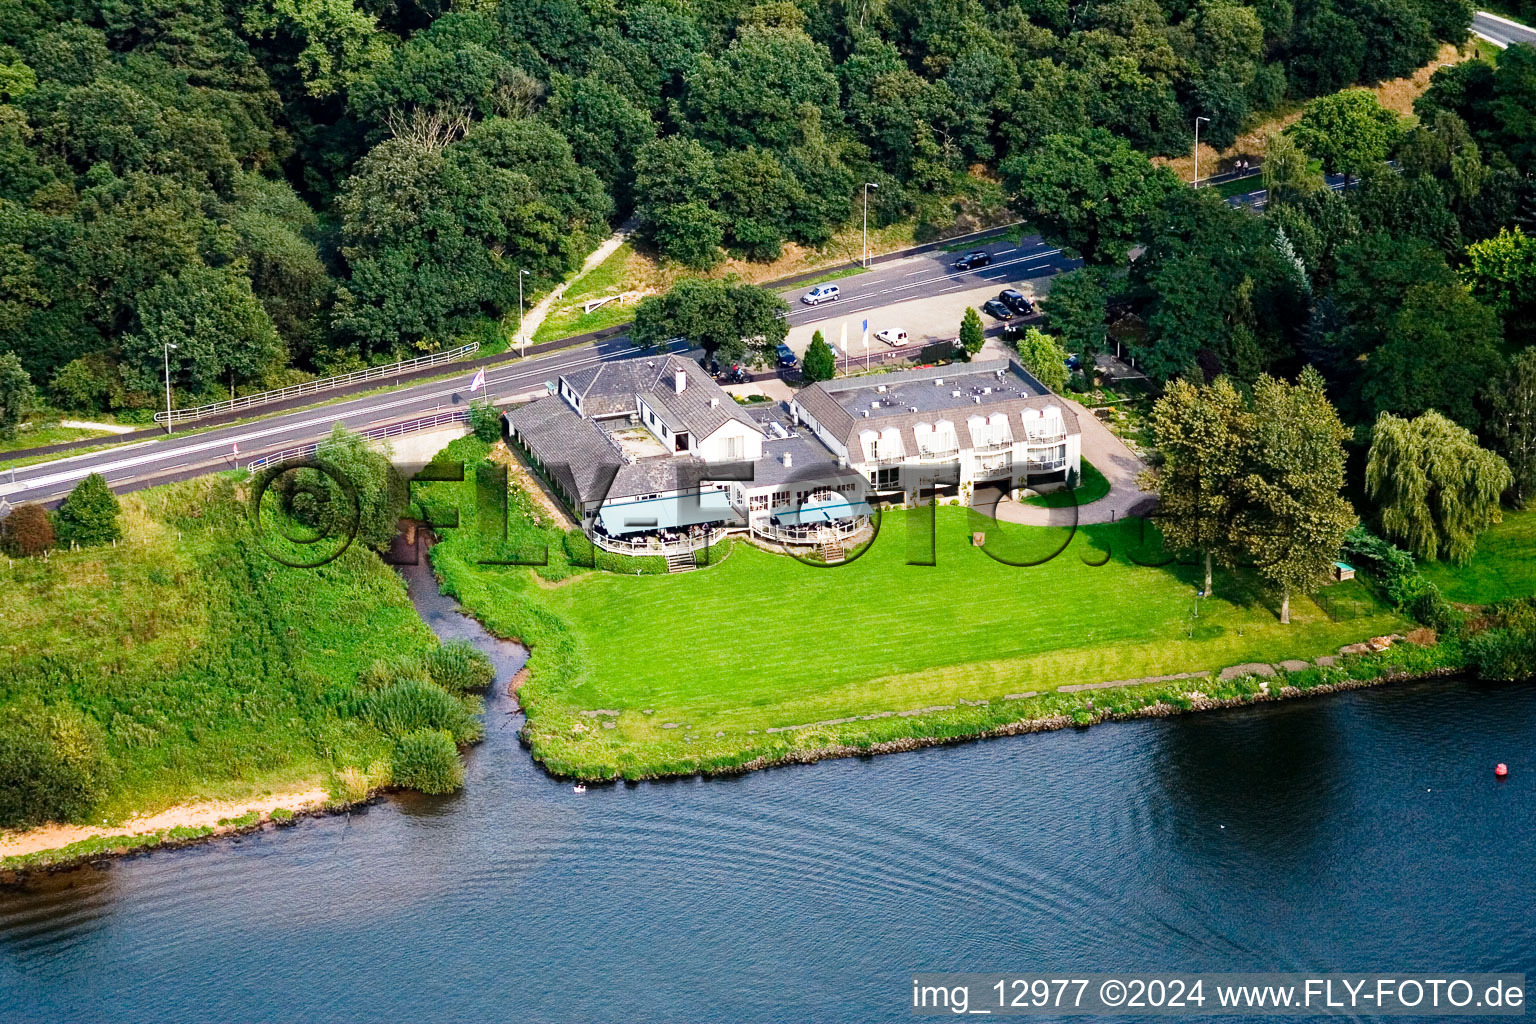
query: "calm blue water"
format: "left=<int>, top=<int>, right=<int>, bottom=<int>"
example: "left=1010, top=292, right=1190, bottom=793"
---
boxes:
left=1, top=560, right=1532, bottom=1022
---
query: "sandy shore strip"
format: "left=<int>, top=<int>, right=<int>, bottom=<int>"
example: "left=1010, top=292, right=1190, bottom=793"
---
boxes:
left=0, top=786, right=332, bottom=860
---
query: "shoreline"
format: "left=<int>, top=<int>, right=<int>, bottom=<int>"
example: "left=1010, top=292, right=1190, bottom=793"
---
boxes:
left=1, top=653, right=1464, bottom=882
left=0, top=787, right=342, bottom=883
left=687, top=664, right=1466, bottom=780
left=523, top=640, right=1467, bottom=783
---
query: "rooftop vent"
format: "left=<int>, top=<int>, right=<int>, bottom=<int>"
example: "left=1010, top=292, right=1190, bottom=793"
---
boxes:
left=876, top=384, right=887, bottom=393
left=951, top=390, right=962, bottom=398
left=709, top=397, right=719, bottom=408
left=910, top=406, right=918, bottom=413
left=973, top=396, right=982, bottom=404
left=982, top=387, right=992, bottom=395
left=870, top=400, right=880, bottom=409
left=995, top=368, right=1005, bottom=378
left=935, top=378, right=944, bottom=386
left=862, top=410, right=870, bottom=417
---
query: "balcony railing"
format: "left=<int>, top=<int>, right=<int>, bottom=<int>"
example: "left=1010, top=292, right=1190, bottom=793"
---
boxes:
left=752, top=515, right=868, bottom=546
left=590, top=526, right=731, bottom=555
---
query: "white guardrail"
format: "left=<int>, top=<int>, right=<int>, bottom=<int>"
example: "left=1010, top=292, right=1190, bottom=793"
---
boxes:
left=244, top=410, right=470, bottom=471
left=155, top=343, right=480, bottom=427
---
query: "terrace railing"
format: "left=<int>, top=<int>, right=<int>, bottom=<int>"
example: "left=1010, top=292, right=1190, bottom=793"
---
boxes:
left=590, top=526, right=730, bottom=555
left=751, top=515, right=867, bottom=546
left=244, top=409, right=469, bottom=471
left=156, top=343, right=479, bottom=426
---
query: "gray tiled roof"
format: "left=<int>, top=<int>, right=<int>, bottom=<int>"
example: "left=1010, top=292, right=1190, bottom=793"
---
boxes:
left=750, top=435, right=861, bottom=490
left=504, top=398, right=623, bottom=507
left=565, top=356, right=761, bottom=439
left=793, top=358, right=1079, bottom=458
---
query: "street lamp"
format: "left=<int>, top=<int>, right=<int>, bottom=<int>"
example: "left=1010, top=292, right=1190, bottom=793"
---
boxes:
left=162, top=342, right=178, bottom=434
left=862, top=182, right=879, bottom=268
left=1193, top=116, right=1210, bottom=187
left=518, top=268, right=530, bottom=357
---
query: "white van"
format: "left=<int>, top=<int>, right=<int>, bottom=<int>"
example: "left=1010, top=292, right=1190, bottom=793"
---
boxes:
left=801, top=284, right=840, bottom=306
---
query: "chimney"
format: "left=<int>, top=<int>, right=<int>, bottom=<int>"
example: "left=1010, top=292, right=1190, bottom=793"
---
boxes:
left=674, top=367, right=687, bottom=394
left=710, top=397, right=719, bottom=408
left=782, top=451, right=792, bottom=467
left=935, top=378, right=944, bottom=386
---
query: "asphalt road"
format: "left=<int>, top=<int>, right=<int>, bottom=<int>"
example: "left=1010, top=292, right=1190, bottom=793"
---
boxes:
left=1, top=233, right=1070, bottom=506
left=1473, top=9, right=1536, bottom=47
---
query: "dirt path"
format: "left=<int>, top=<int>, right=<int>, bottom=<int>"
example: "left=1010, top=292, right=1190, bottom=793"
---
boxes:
left=0, top=786, right=331, bottom=860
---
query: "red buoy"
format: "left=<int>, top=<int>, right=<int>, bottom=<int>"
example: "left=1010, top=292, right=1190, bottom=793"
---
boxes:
left=1496, top=763, right=1509, bottom=778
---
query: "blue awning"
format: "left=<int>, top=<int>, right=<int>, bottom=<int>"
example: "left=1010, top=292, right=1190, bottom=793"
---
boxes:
left=773, top=496, right=870, bottom=526
left=596, top=489, right=736, bottom=535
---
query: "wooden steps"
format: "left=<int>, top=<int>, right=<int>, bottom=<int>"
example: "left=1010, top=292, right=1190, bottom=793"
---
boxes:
left=665, top=551, right=698, bottom=573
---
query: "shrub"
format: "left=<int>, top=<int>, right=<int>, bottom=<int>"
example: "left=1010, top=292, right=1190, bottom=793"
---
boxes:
left=0, top=503, right=55, bottom=556
left=468, top=399, right=501, bottom=443
left=391, top=729, right=464, bottom=794
left=1467, top=628, right=1536, bottom=681
left=425, top=639, right=495, bottom=694
left=357, top=653, right=429, bottom=691
left=0, top=700, right=114, bottom=829
left=270, top=807, right=294, bottom=821
left=360, top=679, right=481, bottom=742
left=54, top=473, right=121, bottom=547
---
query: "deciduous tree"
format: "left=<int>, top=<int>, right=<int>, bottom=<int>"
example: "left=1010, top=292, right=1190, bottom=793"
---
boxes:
left=1142, top=376, right=1248, bottom=598
left=1487, top=350, right=1536, bottom=508
left=631, top=279, right=788, bottom=366
left=1001, top=129, right=1181, bottom=265
left=0, top=350, right=33, bottom=439
left=1232, top=369, right=1355, bottom=624
left=959, top=307, right=986, bottom=359
left=54, top=472, right=121, bottom=547
left=1286, top=89, right=1402, bottom=184
left=1012, top=326, right=1068, bottom=394
left=1366, top=410, right=1512, bottom=564
left=1040, top=269, right=1107, bottom=365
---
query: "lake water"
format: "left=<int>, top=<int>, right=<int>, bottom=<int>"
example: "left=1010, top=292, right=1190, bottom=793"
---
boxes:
left=2, top=557, right=1532, bottom=1022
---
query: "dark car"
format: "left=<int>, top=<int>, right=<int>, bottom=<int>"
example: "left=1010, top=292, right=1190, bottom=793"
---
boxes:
left=954, top=250, right=992, bottom=271
left=999, top=289, right=1034, bottom=316
left=776, top=342, right=798, bottom=367
left=981, top=298, right=1014, bottom=320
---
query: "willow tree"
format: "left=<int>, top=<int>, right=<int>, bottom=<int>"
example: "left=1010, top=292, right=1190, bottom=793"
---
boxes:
left=1366, top=410, right=1512, bottom=564
left=1142, top=376, right=1249, bottom=598
left=1232, top=369, right=1356, bottom=624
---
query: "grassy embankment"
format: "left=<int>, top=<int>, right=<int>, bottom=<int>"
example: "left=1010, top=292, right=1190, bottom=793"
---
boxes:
left=420, top=437, right=1412, bottom=781
left=1419, top=508, right=1536, bottom=605
left=0, top=474, right=440, bottom=832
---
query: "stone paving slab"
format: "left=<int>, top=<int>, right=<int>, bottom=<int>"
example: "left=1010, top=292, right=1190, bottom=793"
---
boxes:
left=1219, top=662, right=1277, bottom=680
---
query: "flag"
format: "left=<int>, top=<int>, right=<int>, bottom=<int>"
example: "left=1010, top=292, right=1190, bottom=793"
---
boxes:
left=861, top=318, right=869, bottom=349
left=232, top=441, right=240, bottom=456
left=839, top=321, right=848, bottom=350
left=469, top=367, right=486, bottom=392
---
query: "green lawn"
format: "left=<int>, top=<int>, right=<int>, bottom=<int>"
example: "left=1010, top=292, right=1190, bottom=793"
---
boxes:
left=1419, top=507, right=1536, bottom=605
left=0, top=421, right=115, bottom=455
left=1025, top=458, right=1111, bottom=507
left=424, top=449, right=1407, bottom=778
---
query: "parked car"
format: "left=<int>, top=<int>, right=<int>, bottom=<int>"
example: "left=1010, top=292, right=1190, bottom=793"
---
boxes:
left=875, top=328, right=909, bottom=346
left=801, top=284, right=840, bottom=305
left=981, top=298, right=1014, bottom=320
left=999, top=289, right=1034, bottom=316
left=776, top=342, right=798, bottom=366
left=954, top=250, right=992, bottom=271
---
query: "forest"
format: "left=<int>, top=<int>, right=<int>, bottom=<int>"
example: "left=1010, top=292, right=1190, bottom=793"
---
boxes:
left=0, top=0, right=1478, bottom=420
